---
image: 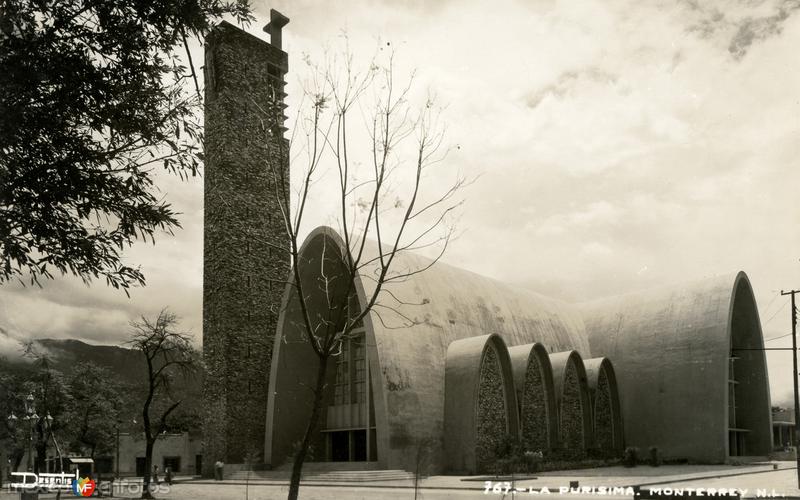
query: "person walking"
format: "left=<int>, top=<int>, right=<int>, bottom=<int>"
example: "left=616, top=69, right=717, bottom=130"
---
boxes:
left=153, top=465, right=159, bottom=485
left=165, top=466, right=172, bottom=485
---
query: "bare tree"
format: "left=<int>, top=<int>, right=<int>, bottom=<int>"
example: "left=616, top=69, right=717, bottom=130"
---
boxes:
left=413, top=437, right=435, bottom=500
left=258, top=44, right=466, bottom=500
left=127, top=310, right=197, bottom=499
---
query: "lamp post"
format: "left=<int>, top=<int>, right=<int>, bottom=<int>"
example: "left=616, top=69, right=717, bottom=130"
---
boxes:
left=3, top=412, right=16, bottom=488
left=45, top=413, right=53, bottom=473
left=115, top=419, right=121, bottom=480
left=6, top=411, right=19, bottom=477
left=43, top=412, right=64, bottom=474
left=22, top=393, right=38, bottom=472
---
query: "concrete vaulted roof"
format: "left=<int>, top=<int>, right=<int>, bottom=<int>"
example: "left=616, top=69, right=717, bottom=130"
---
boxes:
left=580, top=272, right=772, bottom=461
left=351, top=231, right=591, bottom=469
left=267, top=227, right=590, bottom=470
left=266, top=227, right=773, bottom=470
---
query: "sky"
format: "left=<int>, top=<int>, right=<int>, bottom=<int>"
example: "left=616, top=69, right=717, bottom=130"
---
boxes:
left=2, top=0, right=800, bottom=405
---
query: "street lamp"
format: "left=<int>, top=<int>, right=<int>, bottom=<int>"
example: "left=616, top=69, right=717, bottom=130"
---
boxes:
left=43, top=412, right=64, bottom=474
left=115, top=418, right=121, bottom=480
left=44, top=414, right=53, bottom=473
left=22, top=393, right=37, bottom=472
left=7, top=412, right=18, bottom=430
left=4, top=412, right=17, bottom=487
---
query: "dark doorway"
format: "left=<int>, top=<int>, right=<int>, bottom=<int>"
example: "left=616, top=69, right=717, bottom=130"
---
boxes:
left=163, top=456, right=181, bottom=473
left=353, top=430, right=367, bottom=461
left=369, top=429, right=377, bottom=461
left=195, top=455, right=202, bottom=476
left=135, top=457, right=146, bottom=477
left=330, top=431, right=349, bottom=461
left=729, top=430, right=747, bottom=456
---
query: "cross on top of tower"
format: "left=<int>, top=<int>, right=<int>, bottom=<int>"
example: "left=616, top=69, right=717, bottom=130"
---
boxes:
left=262, top=9, right=289, bottom=50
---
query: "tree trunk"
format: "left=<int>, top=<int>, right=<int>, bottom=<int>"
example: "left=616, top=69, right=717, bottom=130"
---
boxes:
left=35, top=438, right=47, bottom=473
left=142, top=439, right=155, bottom=499
left=287, top=355, right=328, bottom=500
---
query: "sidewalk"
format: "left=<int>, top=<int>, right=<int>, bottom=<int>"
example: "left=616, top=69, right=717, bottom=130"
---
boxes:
left=111, top=465, right=800, bottom=499
left=184, top=462, right=784, bottom=488
left=645, top=465, right=800, bottom=498
left=3, top=463, right=796, bottom=499
left=176, top=462, right=795, bottom=494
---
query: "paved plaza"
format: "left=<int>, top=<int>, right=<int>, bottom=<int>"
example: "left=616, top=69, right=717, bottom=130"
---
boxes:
left=2, top=462, right=799, bottom=499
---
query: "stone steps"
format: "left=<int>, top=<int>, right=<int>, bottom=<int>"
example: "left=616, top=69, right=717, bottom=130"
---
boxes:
left=274, top=461, right=382, bottom=472
left=227, top=469, right=415, bottom=482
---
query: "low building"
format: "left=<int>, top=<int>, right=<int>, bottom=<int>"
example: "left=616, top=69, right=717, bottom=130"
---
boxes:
left=6, top=433, right=201, bottom=479
left=116, top=432, right=202, bottom=477
left=772, top=408, right=795, bottom=450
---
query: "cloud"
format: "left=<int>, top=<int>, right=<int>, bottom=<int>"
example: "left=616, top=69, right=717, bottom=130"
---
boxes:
left=0, top=325, right=25, bottom=359
left=685, top=5, right=727, bottom=39
left=0, top=170, right=204, bottom=348
left=728, top=0, right=800, bottom=58
left=526, top=68, right=618, bottom=109
left=681, top=0, right=800, bottom=59
left=533, top=201, right=623, bottom=237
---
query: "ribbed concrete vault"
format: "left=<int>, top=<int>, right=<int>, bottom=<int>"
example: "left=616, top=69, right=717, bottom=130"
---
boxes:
left=444, top=334, right=519, bottom=474
left=508, top=343, right=558, bottom=452
left=549, top=351, right=593, bottom=456
left=583, top=358, right=623, bottom=455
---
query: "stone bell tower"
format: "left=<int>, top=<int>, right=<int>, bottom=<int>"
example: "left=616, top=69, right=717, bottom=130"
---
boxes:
left=202, top=9, right=290, bottom=472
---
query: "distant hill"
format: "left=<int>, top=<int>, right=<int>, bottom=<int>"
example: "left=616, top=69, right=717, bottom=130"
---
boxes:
left=34, top=338, right=148, bottom=385
left=0, top=338, right=204, bottom=434
left=3, top=338, right=202, bottom=396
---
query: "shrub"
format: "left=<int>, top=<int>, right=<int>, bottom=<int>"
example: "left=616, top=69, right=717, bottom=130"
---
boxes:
left=648, top=447, right=661, bottom=467
left=549, top=448, right=586, bottom=462
left=623, top=446, right=639, bottom=468
left=524, top=450, right=544, bottom=473
left=587, top=447, right=621, bottom=460
left=487, top=435, right=544, bottom=475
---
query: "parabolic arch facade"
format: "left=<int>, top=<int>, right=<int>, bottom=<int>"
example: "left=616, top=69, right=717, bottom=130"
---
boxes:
left=264, top=227, right=772, bottom=473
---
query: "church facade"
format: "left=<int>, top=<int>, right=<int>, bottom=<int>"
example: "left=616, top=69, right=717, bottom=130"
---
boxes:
left=263, top=228, right=771, bottom=473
